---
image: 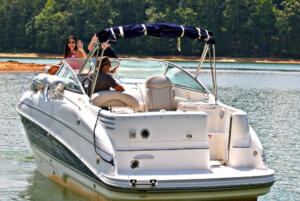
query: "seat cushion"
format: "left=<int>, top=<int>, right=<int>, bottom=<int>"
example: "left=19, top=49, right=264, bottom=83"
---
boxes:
left=92, top=91, right=139, bottom=108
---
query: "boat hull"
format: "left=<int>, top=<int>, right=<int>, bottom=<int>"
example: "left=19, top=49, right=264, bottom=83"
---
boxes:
left=19, top=115, right=272, bottom=201
left=32, top=145, right=271, bottom=201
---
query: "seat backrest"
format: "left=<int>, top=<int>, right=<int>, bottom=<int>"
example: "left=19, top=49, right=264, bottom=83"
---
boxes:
left=145, top=76, right=175, bottom=111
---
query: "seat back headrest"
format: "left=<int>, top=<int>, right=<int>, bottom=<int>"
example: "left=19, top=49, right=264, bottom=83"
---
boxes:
left=145, top=76, right=172, bottom=89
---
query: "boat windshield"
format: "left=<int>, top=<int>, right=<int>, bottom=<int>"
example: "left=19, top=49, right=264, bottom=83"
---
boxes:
left=56, top=58, right=207, bottom=94
left=55, top=58, right=91, bottom=93
left=114, top=59, right=207, bottom=93
left=165, top=62, right=207, bottom=93
left=64, top=58, right=95, bottom=74
left=114, top=59, right=167, bottom=79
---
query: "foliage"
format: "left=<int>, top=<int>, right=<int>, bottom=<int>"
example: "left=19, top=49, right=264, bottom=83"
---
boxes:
left=0, top=0, right=299, bottom=58
left=275, top=0, right=300, bottom=57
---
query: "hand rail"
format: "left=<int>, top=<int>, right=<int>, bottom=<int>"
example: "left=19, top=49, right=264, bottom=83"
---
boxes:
left=195, top=43, right=218, bottom=103
left=78, top=40, right=100, bottom=75
left=212, top=44, right=217, bottom=103
left=89, top=41, right=108, bottom=99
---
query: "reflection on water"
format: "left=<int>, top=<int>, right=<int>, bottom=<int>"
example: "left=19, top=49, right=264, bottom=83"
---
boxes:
left=20, top=171, right=89, bottom=201
left=0, top=64, right=300, bottom=200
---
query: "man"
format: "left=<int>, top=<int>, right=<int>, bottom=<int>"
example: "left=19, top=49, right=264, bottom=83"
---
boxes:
left=88, top=31, right=118, bottom=58
left=89, top=56, right=124, bottom=95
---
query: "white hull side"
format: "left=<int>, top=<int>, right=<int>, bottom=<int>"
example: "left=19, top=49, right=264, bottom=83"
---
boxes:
left=31, top=145, right=271, bottom=201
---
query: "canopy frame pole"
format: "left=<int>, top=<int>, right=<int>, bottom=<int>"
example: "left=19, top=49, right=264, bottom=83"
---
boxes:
left=89, top=41, right=108, bottom=99
left=78, top=40, right=100, bottom=75
left=212, top=44, right=217, bottom=103
left=208, top=44, right=217, bottom=103
left=195, top=43, right=209, bottom=77
left=208, top=45, right=215, bottom=95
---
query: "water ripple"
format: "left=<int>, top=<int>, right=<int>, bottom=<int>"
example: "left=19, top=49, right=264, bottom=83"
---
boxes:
left=1, top=70, right=299, bottom=201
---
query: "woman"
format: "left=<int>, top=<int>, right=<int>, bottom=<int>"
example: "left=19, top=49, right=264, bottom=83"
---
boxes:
left=64, top=35, right=87, bottom=59
left=48, top=35, right=87, bottom=75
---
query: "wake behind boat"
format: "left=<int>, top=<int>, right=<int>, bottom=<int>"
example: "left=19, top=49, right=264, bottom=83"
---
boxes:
left=16, top=23, right=275, bottom=200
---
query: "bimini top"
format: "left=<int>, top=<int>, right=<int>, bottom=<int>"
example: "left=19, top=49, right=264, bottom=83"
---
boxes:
left=97, top=22, right=215, bottom=44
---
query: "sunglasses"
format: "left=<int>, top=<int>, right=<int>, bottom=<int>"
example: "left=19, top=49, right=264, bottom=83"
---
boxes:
left=101, top=62, right=111, bottom=66
left=68, top=41, right=76, bottom=44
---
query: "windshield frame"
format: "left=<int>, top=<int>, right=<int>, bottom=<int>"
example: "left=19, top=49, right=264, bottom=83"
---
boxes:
left=113, top=58, right=209, bottom=93
left=55, top=59, right=86, bottom=94
left=56, top=57, right=210, bottom=95
left=164, top=61, right=209, bottom=93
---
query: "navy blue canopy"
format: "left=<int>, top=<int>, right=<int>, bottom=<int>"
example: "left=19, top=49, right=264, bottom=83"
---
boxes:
left=97, top=22, right=215, bottom=44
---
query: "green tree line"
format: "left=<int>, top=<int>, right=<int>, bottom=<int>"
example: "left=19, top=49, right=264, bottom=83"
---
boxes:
left=0, top=0, right=299, bottom=58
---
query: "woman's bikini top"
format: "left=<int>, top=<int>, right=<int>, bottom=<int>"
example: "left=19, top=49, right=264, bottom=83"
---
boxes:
left=66, top=51, right=77, bottom=59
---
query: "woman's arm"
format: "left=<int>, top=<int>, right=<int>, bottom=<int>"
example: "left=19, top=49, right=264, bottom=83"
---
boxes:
left=77, top=40, right=87, bottom=58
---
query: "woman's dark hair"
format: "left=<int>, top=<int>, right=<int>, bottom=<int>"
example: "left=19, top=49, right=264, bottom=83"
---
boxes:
left=64, top=35, right=78, bottom=59
left=96, top=56, right=111, bottom=71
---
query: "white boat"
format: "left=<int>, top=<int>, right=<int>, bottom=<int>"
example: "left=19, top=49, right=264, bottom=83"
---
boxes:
left=16, top=23, right=275, bottom=201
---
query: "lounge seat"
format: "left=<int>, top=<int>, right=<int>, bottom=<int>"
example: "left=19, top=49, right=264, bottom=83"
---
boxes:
left=91, top=91, right=139, bottom=109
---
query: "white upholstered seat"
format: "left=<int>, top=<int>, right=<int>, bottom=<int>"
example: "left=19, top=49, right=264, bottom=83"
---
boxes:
left=144, top=76, right=176, bottom=111
left=91, top=91, right=139, bottom=109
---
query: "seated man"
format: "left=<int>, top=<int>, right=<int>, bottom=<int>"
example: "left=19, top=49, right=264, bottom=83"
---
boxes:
left=89, top=56, right=124, bottom=95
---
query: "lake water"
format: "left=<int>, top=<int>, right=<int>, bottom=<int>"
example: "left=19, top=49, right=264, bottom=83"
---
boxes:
left=0, top=58, right=299, bottom=201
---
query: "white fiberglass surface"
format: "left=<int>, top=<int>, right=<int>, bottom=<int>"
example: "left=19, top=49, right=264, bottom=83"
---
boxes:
left=114, top=166, right=274, bottom=180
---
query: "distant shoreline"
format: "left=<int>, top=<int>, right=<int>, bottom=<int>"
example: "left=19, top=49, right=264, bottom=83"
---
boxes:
left=1, top=53, right=300, bottom=64
left=0, top=61, right=45, bottom=72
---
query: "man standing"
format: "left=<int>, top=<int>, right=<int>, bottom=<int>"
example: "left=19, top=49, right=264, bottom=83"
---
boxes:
left=88, top=31, right=118, bottom=58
